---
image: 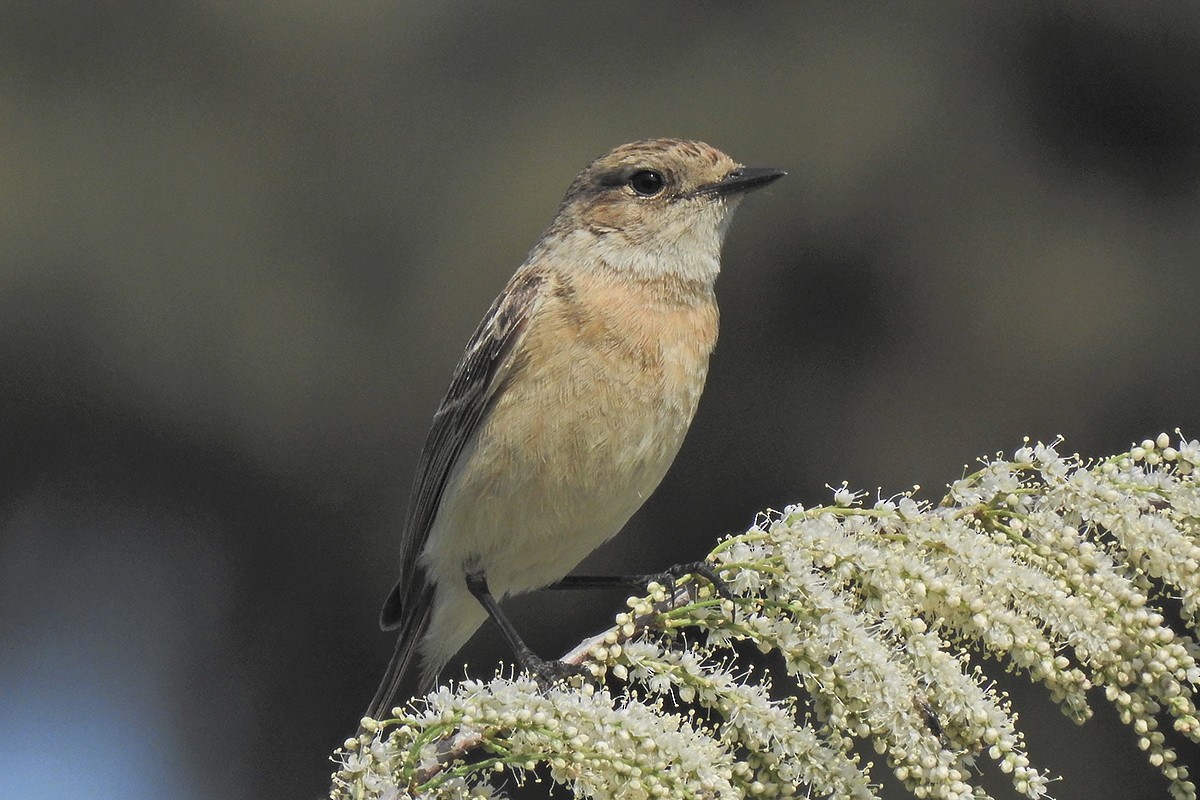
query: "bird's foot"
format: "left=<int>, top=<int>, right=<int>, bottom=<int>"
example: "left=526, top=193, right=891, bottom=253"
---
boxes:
left=641, top=560, right=730, bottom=600
left=519, top=652, right=592, bottom=690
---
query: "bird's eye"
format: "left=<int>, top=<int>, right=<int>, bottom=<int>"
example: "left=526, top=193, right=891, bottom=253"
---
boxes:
left=628, top=169, right=666, bottom=197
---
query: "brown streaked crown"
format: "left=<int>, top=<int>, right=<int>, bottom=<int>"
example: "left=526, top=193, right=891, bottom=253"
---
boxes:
left=568, top=139, right=738, bottom=200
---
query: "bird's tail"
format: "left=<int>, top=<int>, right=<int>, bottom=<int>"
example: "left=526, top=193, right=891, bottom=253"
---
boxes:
left=362, top=595, right=432, bottom=726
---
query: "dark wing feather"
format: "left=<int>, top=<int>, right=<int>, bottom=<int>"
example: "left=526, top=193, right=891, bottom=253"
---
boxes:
left=380, top=269, right=546, bottom=630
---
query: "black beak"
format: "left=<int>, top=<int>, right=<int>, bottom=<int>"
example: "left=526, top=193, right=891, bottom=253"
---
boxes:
left=694, top=166, right=787, bottom=197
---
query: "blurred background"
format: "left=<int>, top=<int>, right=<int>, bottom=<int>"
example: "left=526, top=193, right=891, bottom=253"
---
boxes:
left=3, top=2, right=1200, bottom=798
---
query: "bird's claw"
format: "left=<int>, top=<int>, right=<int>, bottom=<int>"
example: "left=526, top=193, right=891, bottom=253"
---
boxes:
left=522, top=654, right=592, bottom=690
left=645, top=560, right=730, bottom=600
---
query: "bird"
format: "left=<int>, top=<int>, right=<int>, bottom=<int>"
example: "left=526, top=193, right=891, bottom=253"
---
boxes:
left=366, top=138, right=784, bottom=721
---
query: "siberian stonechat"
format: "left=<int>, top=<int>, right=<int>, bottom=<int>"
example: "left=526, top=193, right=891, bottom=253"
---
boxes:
left=367, top=138, right=784, bottom=720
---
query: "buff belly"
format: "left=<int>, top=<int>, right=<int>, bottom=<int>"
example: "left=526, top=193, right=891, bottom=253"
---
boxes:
left=416, top=349, right=708, bottom=680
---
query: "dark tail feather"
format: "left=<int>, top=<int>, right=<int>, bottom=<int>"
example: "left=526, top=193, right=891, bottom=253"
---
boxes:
left=362, top=593, right=432, bottom=726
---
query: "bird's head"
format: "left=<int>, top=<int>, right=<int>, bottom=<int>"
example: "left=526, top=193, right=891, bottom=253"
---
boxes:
left=541, top=138, right=785, bottom=284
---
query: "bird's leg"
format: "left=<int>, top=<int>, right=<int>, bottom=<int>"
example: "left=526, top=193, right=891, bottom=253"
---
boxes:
left=464, top=571, right=590, bottom=687
left=550, top=560, right=730, bottom=599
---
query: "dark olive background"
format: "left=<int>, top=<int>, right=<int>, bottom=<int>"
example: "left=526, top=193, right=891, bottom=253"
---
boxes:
left=3, top=3, right=1200, bottom=798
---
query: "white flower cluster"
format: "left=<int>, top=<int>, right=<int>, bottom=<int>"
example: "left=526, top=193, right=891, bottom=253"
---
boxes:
left=331, top=433, right=1200, bottom=799
left=708, top=513, right=1048, bottom=800
left=335, top=677, right=736, bottom=799
left=612, top=638, right=875, bottom=799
